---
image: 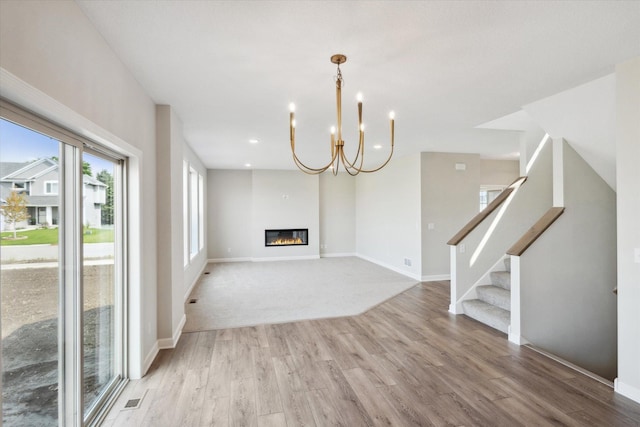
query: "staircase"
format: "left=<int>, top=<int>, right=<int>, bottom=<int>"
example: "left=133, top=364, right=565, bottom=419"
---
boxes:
left=462, top=257, right=511, bottom=333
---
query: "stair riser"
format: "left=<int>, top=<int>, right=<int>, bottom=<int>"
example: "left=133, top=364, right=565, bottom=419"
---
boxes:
left=462, top=300, right=510, bottom=334
left=476, top=286, right=510, bottom=311
left=490, top=271, right=511, bottom=290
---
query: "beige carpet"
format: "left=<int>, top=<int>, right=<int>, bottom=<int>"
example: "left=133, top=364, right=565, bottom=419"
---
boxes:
left=183, top=256, right=418, bottom=331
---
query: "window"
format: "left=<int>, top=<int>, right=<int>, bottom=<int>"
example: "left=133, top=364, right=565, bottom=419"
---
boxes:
left=198, top=173, right=204, bottom=251
left=479, top=185, right=505, bottom=211
left=183, top=161, right=189, bottom=266
left=44, top=180, right=58, bottom=194
left=189, top=167, right=199, bottom=258
left=185, top=163, right=204, bottom=263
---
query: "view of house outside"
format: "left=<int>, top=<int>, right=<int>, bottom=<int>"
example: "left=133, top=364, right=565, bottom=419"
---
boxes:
left=1, top=118, right=117, bottom=425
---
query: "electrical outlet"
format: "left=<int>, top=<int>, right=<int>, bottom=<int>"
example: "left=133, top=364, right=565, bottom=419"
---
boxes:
left=227, top=247, right=232, bottom=253
left=459, top=244, right=465, bottom=253
left=404, top=258, right=412, bottom=266
left=635, top=248, right=640, bottom=264
left=428, top=223, right=435, bottom=230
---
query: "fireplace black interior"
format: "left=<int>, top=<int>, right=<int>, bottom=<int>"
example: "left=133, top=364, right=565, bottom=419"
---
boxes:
left=265, top=228, right=308, bottom=247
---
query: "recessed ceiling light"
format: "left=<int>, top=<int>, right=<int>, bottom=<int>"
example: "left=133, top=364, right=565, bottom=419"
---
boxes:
left=373, top=144, right=382, bottom=150
left=249, top=139, right=259, bottom=144
left=244, top=163, right=252, bottom=168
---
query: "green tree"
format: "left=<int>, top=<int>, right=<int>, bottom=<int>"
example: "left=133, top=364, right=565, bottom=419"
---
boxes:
left=96, top=169, right=114, bottom=225
left=83, top=161, right=92, bottom=177
left=50, top=156, right=92, bottom=176
left=1, top=191, right=30, bottom=239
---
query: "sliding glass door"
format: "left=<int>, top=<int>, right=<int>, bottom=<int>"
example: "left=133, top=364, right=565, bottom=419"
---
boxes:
left=1, top=103, right=126, bottom=426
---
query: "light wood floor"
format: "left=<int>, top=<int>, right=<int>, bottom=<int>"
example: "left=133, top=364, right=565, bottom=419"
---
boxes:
left=103, top=281, right=640, bottom=426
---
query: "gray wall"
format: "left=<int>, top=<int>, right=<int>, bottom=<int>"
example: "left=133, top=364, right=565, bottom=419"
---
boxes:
left=521, top=140, right=617, bottom=380
left=615, top=57, right=640, bottom=400
left=355, top=154, right=422, bottom=279
left=319, top=172, right=356, bottom=256
left=207, top=170, right=253, bottom=260
left=422, top=154, right=519, bottom=279
left=421, top=153, right=481, bottom=278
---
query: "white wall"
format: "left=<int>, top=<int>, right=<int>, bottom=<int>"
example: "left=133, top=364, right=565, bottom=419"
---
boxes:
left=319, top=172, right=356, bottom=256
left=615, top=57, right=640, bottom=403
left=207, top=170, right=253, bottom=260
left=251, top=170, right=319, bottom=260
left=520, top=140, right=617, bottom=380
left=356, top=154, right=422, bottom=279
left=0, top=0, right=157, bottom=378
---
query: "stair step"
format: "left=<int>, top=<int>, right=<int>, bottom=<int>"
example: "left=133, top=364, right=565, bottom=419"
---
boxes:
left=490, top=271, right=511, bottom=290
left=504, top=257, right=511, bottom=273
left=476, top=285, right=511, bottom=311
left=462, top=299, right=510, bottom=334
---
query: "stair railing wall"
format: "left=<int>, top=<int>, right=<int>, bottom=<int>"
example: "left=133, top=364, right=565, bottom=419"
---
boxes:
left=512, top=139, right=617, bottom=381
left=448, top=141, right=553, bottom=314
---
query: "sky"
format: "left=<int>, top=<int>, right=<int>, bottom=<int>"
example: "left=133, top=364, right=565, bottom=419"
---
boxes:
left=0, top=118, right=114, bottom=175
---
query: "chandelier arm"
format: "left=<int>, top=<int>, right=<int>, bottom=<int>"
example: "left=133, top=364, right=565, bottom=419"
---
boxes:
left=352, top=143, right=395, bottom=173
left=291, top=139, right=340, bottom=174
left=340, top=149, right=361, bottom=176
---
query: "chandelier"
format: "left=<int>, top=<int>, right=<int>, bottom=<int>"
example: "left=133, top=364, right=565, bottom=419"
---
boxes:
left=289, top=54, right=395, bottom=175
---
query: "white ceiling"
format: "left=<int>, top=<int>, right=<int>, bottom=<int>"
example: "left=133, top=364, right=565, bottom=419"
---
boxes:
left=76, top=1, right=640, bottom=171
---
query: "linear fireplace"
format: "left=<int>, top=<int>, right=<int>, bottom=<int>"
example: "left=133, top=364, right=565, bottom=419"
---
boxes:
left=265, top=228, right=309, bottom=247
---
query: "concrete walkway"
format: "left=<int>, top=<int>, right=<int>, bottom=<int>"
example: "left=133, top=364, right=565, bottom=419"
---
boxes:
left=0, top=242, right=113, bottom=263
left=1, top=258, right=114, bottom=270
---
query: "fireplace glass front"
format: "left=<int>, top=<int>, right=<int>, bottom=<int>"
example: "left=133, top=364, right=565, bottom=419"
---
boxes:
left=265, top=229, right=308, bottom=247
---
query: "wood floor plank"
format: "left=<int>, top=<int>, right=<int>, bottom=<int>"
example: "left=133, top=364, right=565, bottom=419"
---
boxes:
left=342, top=367, right=405, bottom=426
left=272, top=356, right=316, bottom=426
left=229, top=376, right=258, bottom=427
left=104, top=280, right=640, bottom=427
left=252, top=347, right=283, bottom=416
left=265, top=323, right=291, bottom=357
left=206, top=339, right=234, bottom=398
left=171, top=367, right=209, bottom=427
left=189, top=329, right=217, bottom=370
left=199, top=395, right=230, bottom=427
left=257, top=412, right=287, bottom=427
left=319, top=360, right=375, bottom=427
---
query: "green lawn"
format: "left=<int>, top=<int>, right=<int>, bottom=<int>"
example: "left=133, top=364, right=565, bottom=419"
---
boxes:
left=0, top=227, right=114, bottom=245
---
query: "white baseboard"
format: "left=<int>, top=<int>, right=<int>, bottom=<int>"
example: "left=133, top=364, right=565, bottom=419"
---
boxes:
left=508, top=332, right=529, bottom=346
left=356, top=254, right=421, bottom=281
left=421, top=274, right=450, bottom=282
left=449, top=302, right=463, bottom=315
left=140, top=341, right=159, bottom=378
left=615, top=378, right=640, bottom=403
left=251, top=255, right=320, bottom=262
left=184, top=263, right=207, bottom=302
left=320, top=252, right=356, bottom=258
left=208, top=257, right=252, bottom=263
left=157, top=314, right=186, bottom=350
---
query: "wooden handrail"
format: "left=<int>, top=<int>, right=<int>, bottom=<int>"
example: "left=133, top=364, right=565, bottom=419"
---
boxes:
left=447, top=176, right=527, bottom=246
left=507, top=207, right=565, bottom=256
